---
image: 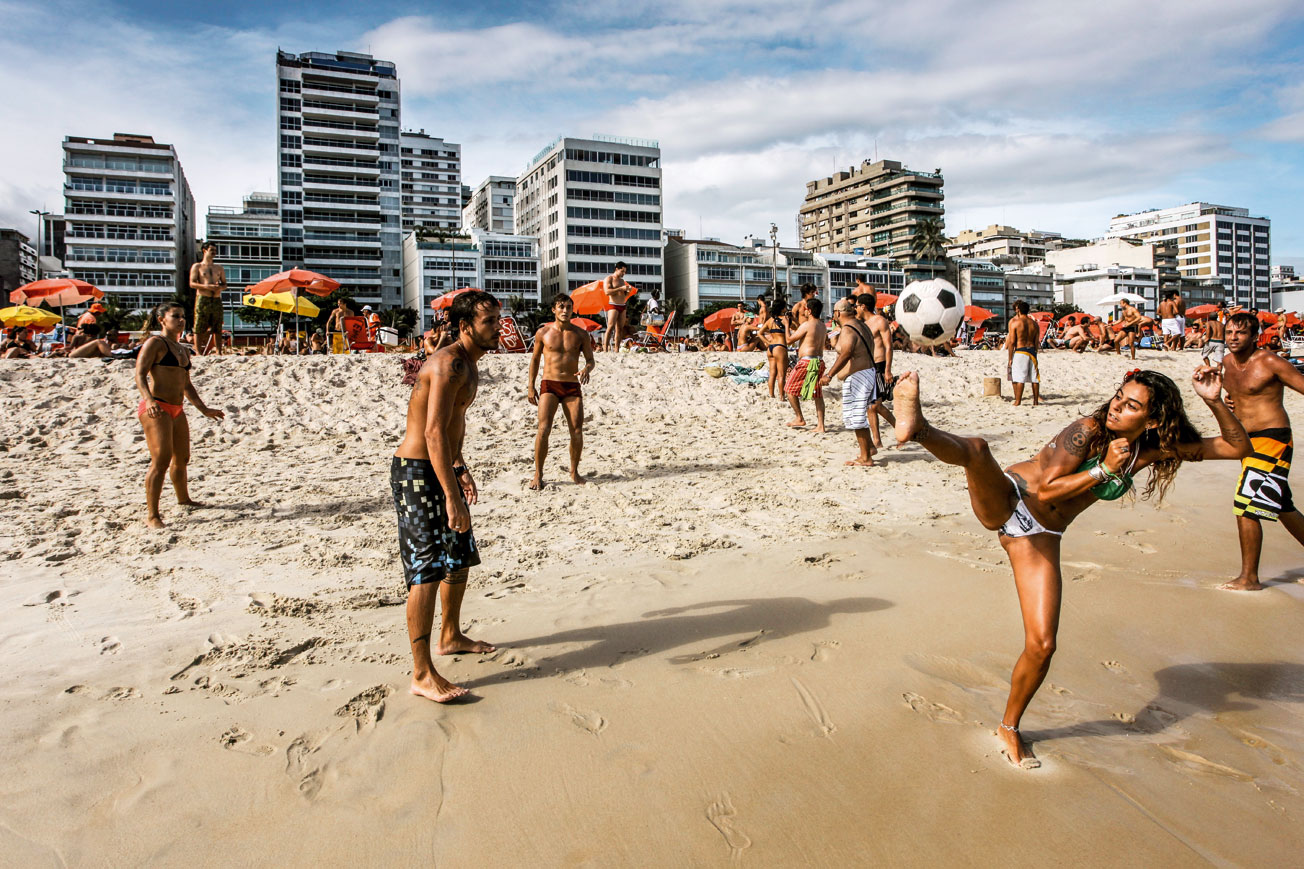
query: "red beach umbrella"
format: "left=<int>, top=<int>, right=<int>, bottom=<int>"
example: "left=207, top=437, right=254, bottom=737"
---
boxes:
left=1058, top=312, right=1095, bottom=326
left=430, top=287, right=476, bottom=311
left=1031, top=311, right=1054, bottom=321
left=245, top=268, right=340, bottom=297
left=1257, top=311, right=1279, bottom=326
left=10, top=278, right=104, bottom=307
left=1185, top=304, right=1218, bottom=319
left=964, top=305, right=995, bottom=323
left=874, top=293, right=898, bottom=308
left=1286, top=312, right=1302, bottom=328
left=569, top=317, right=601, bottom=332
left=570, top=279, right=638, bottom=316
left=703, top=308, right=742, bottom=332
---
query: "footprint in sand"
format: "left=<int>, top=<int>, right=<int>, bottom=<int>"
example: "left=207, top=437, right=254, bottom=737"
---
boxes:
left=334, top=684, right=393, bottom=733
left=901, top=692, right=964, bottom=724
left=792, top=678, right=836, bottom=738
left=101, top=686, right=140, bottom=701
left=1238, top=731, right=1288, bottom=766
left=552, top=703, right=607, bottom=736
left=22, top=589, right=66, bottom=606
left=1101, top=660, right=1129, bottom=675
left=706, top=793, right=752, bottom=861
left=810, top=640, right=840, bottom=662
left=285, top=729, right=335, bottom=800
left=99, top=636, right=121, bottom=655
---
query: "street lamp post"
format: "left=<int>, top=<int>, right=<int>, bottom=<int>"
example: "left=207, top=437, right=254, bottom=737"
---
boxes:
left=29, top=208, right=49, bottom=282
left=769, top=222, right=779, bottom=300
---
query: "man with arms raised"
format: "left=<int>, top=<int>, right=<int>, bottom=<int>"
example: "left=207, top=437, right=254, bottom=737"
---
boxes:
left=1005, top=300, right=1040, bottom=407
left=854, top=291, right=896, bottom=447
left=528, top=293, right=596, bottom=489
left=188, top=241, right=227, bottom=356
left=1218, top=311, right=1304, bottom=590
left=820, top=299, right=878, bottom=465
left=602, top=261, right=634, bottom=352
left=392, top=290, right=501, bottom=703
left=784, top=297, right=827, bottom=431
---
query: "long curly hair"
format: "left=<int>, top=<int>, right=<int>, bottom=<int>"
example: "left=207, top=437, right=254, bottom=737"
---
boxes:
left=1085, top=370, right=1202, bottom=502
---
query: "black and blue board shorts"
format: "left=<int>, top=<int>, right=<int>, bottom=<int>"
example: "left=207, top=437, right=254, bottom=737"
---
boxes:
left=390, top=457, right=480, bottom=587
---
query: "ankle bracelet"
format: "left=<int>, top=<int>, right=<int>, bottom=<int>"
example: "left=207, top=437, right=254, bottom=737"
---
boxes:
left=998, top=723, right=1018, bottom=732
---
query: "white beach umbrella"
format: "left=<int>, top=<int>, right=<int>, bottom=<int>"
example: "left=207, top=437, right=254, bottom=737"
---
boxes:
left=1095, top=292, right=1147, bottom=306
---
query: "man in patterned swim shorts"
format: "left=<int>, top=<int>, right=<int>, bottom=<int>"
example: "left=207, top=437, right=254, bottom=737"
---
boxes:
left=392, top=289, right=501, bottom=702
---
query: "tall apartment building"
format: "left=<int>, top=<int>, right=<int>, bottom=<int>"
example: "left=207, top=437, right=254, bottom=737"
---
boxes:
left=61, top=133, right=196, bottom=311
left=0, top=229, right=37, bottom=295
left=205, top=192, right=282, bottom=335
left=799, top=159, right=945, bottom=281
left=1045, top=237, right=1185, bottom=314
left=1105, top=202, right=1270, bottom=309
left=276, top=50, right=402, bottom=306
left=463, top=175, right=516, bottom=233
left=400, top=130, right=461, bottom=233
left=516, top=135, right=663, bottom=299
left=40, top=213, right=68, bottom=265
left=401, top=228, right=540, bottom=331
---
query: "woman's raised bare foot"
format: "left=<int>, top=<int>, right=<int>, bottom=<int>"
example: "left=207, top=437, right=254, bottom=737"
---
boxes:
left=1220, top=576, right=1263, bottom=591
left=410, top=675, right=469, bottom=703
left=437, top=634, right=497, bottom=655
left=996, top=725, right=1041, bottom=769
left=893, top=372, right=925, bottom=443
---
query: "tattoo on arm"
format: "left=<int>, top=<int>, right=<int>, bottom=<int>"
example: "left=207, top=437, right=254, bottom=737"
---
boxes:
left=1061, top=420, right=1092, bottom=457
left=450, top=356, right=466, bottom=377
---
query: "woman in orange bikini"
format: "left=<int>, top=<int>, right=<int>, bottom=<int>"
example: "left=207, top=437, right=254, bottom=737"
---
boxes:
left=135, top=302, right=225, bottom=528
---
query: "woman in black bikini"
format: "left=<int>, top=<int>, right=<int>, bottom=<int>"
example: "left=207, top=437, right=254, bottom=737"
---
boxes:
left=135, top=302, right=225, bottom=528
left=762, top=297, right=789, bottom=399
left=892, top=366, right=1248, bottom=767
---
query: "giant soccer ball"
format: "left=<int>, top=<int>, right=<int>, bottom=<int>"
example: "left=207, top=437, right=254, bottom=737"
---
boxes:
left=895, top=279, right=963, bottom=347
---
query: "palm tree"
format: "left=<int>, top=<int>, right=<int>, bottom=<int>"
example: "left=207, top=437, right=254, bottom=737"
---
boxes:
left=909, top=217, right=950, bottom=279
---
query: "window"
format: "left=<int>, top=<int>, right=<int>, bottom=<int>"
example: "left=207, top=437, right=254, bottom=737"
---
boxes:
left=280, top=134, right=301, bottom=150
left=280, top=97, right=301, bottom=112
left=281, top=171, right=302, bottom=187
left=280, top=153, right=302, bottom=168
left=280, top=79, right=301, bottom=93
left=281, top=190, right=303, bottom=205
left=566, top=207, right=660, bottom=224
left=280, top=117, right=302, bottom=130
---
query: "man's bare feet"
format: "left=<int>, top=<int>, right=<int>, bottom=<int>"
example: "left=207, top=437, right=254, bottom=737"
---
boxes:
left=786, top=419, right=806, bottom=427
left=996, top=725, right=1041, bottom=769
left=892, top=372, right=925, bottom=443
left=814, top=425, right=826, bottom=434
left=571, top=471, right=587, bottom=485
left=529, top=474, right=543, bottom=491
left=410, top=675, right=469, bottom=703
left=1220, top=576, right=1263, bottom=591
left=178, top=499, right=205, bottom=508
left=437, top=634, right=497, bottom=655
left=146, top=515, right=165, bottom=529
left=845, top=458, right=874, bottom=467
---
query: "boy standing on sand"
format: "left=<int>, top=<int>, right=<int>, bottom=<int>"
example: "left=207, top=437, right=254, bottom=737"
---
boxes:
left=391, top=290, right=501, bottom=703
left=527, top=293, right=596, bottom=490
left=784, top=298, right=827, bottom=431
left=603, top=262, right=633, bottom=352
left=1218, top=312, right=1304, bottom=591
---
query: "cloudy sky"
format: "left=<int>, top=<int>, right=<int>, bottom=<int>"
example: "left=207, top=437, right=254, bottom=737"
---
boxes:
left=3, top=0, right=1303, bottom=263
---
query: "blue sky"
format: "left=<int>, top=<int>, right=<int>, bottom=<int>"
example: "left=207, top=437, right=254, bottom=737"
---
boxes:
left=3, top=0, right=1304, bottom=264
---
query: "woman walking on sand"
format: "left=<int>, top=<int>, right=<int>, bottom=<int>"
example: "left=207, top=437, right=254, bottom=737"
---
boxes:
left=135, top=302, right=224, bottom=528
left=762, top=297, right=789, bottom=399
left=891, top=367, right=1248, bottom=767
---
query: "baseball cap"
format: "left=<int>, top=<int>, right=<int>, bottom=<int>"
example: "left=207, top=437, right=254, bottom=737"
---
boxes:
left=362, top=305, right=373, bottom=311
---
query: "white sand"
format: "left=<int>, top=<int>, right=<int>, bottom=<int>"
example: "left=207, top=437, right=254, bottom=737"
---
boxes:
left=1, top=348, right=1302, bottom=865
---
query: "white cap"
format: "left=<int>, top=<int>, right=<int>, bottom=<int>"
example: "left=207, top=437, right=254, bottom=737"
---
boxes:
left=362, top=305, right=373, bottom=311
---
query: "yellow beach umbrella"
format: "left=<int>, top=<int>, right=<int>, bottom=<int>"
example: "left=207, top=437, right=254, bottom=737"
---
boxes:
left=243, top=292, right=320, bottom=317
left=0, top=305, right=63, bottom=329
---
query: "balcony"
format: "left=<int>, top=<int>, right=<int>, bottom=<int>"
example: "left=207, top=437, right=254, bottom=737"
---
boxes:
left=301, top=99, right=377, bottom=118
left=302, top=118, right=379, bottom=138
left=302, top=194, right=380, bottom=211
left=302, top=138, right=378, bottom=156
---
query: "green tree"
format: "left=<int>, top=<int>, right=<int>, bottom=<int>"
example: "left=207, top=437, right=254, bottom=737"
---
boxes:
left=909, top=218, right=951, bottom=279
left=379, top=306, right=418, bottom=339
left=414, top=225, right=473, bottom=290
left=1051, top=302, right=1083, bottom=319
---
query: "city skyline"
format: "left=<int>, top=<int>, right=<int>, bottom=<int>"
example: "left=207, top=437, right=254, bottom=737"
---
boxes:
left=2, top=0, right=1304, bottom=266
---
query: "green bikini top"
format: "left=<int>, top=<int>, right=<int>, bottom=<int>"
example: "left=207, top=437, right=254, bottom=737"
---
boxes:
left=1077, top=449, right=1139, bottom=501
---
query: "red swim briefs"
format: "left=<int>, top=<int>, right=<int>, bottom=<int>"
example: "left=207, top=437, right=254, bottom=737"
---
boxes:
left=540, top=380, right=582, bottom=399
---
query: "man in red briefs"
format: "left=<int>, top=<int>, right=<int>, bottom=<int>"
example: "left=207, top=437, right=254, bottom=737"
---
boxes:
left=528, top=293, right=596, bottom=490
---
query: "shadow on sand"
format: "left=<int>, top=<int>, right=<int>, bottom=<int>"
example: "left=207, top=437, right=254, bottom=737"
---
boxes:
left=463, top=595, right=891, bottom=689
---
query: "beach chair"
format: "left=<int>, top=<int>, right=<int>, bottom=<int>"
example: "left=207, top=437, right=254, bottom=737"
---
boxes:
left=496, top=315, right=530, bottom=353
left=634, top=311, right=675, bottom=351
left=340, top=315, right=379, bottom=352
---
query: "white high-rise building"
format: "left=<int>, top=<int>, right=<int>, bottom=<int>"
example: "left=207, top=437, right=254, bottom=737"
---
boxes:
left=1106, top=202, right=1270, bottom=309
left=400, top=131, right=461, bottom=233
left=401, top=228, right=540, bottom=331
left=463, top=175, right=516, bottom=233
left=516, top=135, right=663, bottom=300
left=276, top=50, right=402, bottom=306
left=205, top=192, right=282, bottom=335
left=61, top=133, right=196, bottom=311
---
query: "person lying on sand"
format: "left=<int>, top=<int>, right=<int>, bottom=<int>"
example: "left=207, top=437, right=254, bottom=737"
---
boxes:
left=392, top=290, right=501, bottom=703
left=892, top=365, right=1247, bottom=767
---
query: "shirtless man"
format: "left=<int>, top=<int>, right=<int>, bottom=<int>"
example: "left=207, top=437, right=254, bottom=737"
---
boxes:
left=784, top=297, right=827, bottom=431
left=854, top=292, right=896, bottom=448
left=528, top=293, right=596, bottom=489
left=188, top=241, right=227, bottom=356
left=1158, top=293, right=1180, bottom=351
left=392, top=289, right=501, bottom=703
left=1006, top=301, right=1040, bottom=406
left=820, top=299, right=878, bottom=465
left=1062, top=323, right=1091, bottom=353
left=325, top=299, right=352, bottom=352
left=791, top=284, right=818, bottom=323
left=1203, top=302, right=1227, bottom=367
left=602, top=261, right=634, bottom=352
left=1115, top=299, right=1144, bottom=360
left=1217, top=312, right=1304, bottom=591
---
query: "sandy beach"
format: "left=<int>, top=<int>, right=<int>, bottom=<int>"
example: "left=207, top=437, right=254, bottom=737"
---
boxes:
left=1, top=348, right=1302, bottom=866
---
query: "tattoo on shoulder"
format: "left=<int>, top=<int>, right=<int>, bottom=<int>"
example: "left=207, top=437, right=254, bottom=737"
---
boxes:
left=1061, top=420, right=1093, bottom=457
left=450, top=356, right=466, bottom=377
